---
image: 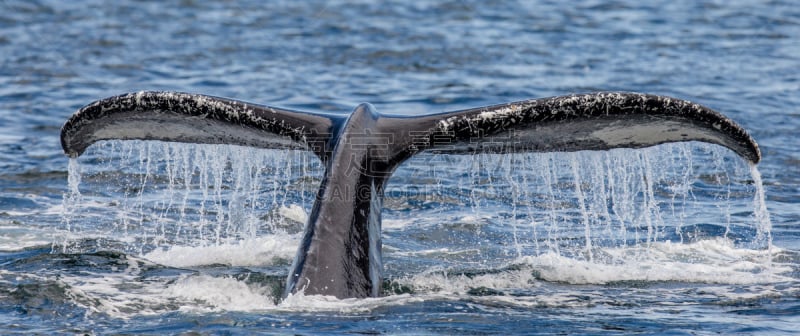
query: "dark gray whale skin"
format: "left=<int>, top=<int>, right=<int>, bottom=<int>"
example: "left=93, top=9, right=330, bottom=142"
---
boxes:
left=60, top=91, right=761, bottom=299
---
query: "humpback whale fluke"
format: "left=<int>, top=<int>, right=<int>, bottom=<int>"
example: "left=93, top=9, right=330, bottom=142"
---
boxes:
left=60, top=91, right=761, bottom=299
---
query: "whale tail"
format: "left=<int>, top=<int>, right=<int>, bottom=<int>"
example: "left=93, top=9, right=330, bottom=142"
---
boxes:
left=61, top=91, right=760, bottom=299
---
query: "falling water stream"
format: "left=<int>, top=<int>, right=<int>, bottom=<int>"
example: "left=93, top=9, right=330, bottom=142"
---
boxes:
left=58, top=140, right=778, bottom=303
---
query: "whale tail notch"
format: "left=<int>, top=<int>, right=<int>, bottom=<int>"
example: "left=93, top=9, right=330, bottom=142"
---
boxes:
left=60, top=91, right=761, bottom=299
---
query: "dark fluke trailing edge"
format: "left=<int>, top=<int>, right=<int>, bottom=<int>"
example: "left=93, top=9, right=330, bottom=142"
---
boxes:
left=61, top=91, right=761, bottom=299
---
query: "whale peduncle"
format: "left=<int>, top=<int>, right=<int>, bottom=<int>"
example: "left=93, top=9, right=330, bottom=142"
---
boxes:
left=285, top=103, right=395, bottom=298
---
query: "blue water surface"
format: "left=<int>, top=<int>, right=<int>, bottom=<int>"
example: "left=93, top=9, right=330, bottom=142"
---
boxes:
left=1, top=1, right=798, bottom=334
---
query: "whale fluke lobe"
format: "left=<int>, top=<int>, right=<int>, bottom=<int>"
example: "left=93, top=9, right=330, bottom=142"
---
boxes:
left=389, top=92, right=760, bottom=164
left=60, top=91, right=761, bottom=299
left=60, top=91, right=344, bottom=160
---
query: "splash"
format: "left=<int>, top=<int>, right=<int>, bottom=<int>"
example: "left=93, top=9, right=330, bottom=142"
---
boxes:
left=164, top=274, right=277, bottom=312
left=60, top=140, right=777, bottom=301
left=384, top=142, right=768, bottom=263
left=143, top=233, right=299, bottom=268
left=59, top=141, right=321, bottom=255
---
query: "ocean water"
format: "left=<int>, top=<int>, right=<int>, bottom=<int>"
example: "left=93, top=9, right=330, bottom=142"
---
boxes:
left=1, top=0, right=798, bottom=334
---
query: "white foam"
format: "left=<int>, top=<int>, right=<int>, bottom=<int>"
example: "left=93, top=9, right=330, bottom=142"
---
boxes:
left=393, top=247, right=482, bottom=257
left=382, top=218, right=410, bottom=230
left=402, top=266, right=541, bottom=294
left=524, top=238, right=789, bottom=285
left=52, top=254, right=281, bottom=317
left=0, top=224, right=54, bottom=250
left=44, top=237, right=795, bottom=319
left=55, top=257, right=417, bottom=317
left=396, top=238, right=790, bottom=295
left=56, top=258, right=172, bottom=317
left=165, top=274, right=277, bottom=312
left=277, top=204, right=308, bottom=224
left=143, top=234, right=299, bottom=268
left=279, top=291, right=423, bottom=313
